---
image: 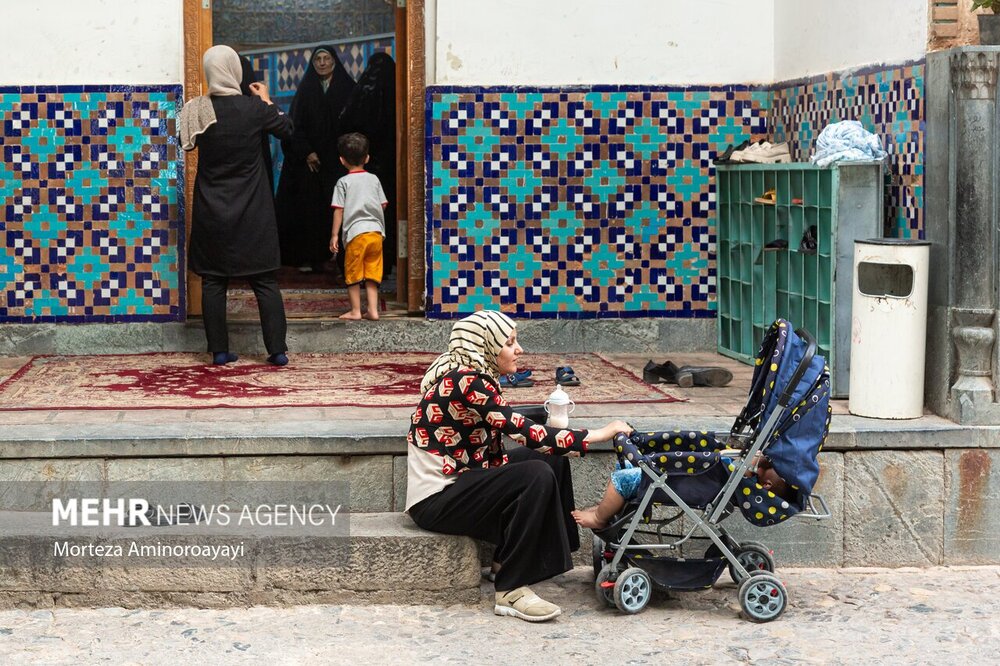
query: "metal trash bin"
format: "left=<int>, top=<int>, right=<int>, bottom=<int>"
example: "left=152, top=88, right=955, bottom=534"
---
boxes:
left=849, top=239, right=930, bottom=418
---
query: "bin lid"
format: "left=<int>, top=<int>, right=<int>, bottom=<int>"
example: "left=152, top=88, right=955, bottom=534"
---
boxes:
left=855, top=238, right=931, bottom=246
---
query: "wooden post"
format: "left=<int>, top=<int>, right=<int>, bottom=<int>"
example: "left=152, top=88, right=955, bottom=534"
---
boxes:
left=405, top=0, right=426, bottom=313
left=395, top=3, right=409, bottom=306
left=182, top=0, right=213, bottom=316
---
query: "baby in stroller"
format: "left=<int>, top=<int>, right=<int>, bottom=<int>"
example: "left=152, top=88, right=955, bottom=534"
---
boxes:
left=572, top=451, right=795, bottom=530
left=586, top=320, right=832, bottom=622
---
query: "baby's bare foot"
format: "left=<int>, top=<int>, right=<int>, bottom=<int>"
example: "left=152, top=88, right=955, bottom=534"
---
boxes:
left=339, top=311, right=362, bottom=320
left=363, top=310, right=380, bottom=320
left=571, top=507, right=608, bottom=530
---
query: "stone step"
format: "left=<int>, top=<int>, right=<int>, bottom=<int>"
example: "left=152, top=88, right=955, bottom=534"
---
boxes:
left=2, top=417, right=999, bottom=573
left=0, top=318, right=715, bottom=355
left=0, top=513, right=481, bottom=609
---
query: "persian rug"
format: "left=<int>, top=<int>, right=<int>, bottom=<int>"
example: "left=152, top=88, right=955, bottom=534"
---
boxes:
left=0, top=353, right=682, bottom=411
left=227, top=290, right=387, bottom=320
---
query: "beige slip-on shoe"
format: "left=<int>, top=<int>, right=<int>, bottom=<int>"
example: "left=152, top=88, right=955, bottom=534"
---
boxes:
left=494, top=587, right=562, bottom=622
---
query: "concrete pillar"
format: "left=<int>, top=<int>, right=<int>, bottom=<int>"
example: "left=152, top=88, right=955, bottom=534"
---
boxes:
left=925, top=47, right=1000, bottom=424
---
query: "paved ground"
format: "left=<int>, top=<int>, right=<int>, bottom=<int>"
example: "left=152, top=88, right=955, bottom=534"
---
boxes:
left=1, top=565, right=997, bottom=664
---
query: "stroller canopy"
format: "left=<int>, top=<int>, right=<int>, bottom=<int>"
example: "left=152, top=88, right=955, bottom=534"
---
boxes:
left=735, top=320, right=832, bottom=504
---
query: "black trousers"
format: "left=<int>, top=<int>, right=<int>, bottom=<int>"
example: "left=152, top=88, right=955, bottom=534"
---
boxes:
left=201, top=272, right=287, bottom=355
left=408, top=446, right=579, bottom=592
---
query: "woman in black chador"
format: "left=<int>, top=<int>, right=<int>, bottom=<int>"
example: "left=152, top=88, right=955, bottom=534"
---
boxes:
left=338, top=52, right=396, bottom=277
left=275, top=45, right=356, bottom=272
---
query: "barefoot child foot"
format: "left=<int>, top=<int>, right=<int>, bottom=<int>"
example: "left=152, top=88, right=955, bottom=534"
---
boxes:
left=339, top=311, right=362, bottom=320
left=571, top=506, right=610, bottom=530
left=571, top=478, right=630, bottom=529
left=362, top=281, right=380, bottom=320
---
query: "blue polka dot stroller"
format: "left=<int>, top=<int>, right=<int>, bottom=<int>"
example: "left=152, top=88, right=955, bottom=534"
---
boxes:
left=593, top=320, right=832, bottom=622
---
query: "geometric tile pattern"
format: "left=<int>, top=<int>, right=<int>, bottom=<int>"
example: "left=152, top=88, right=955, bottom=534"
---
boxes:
left=426, top=86, right=770, bottom=318
left=771, top=61, right=924, bottom=239
left=244, top=36, right=395, bottom=189
left=0, top=85, right=183, bottom=322
left=425, top=62, right=926, bottom=319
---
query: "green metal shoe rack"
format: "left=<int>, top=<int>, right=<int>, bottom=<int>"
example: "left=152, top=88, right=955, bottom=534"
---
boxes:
left=714, top=162, right=883, bottom=397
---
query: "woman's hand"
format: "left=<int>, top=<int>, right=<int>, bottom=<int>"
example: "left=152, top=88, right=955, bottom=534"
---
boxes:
left=584, top=419, right=634, bottom=445
left=306, top=152, right=321, bottom=173
left=248, top=81, right=272, bottom=105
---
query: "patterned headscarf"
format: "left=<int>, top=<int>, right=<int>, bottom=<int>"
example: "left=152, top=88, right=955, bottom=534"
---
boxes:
left=420, top=310, right=516, bottom=393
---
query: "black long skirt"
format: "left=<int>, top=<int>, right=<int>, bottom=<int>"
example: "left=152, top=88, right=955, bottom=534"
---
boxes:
left=408, top=446, right=579, bottom=592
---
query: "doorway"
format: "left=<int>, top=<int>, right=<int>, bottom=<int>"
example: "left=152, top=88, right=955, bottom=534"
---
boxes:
left=182, top=0, right=422, bottom=319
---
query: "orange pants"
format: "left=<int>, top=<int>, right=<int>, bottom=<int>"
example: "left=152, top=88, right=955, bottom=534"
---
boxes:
left=344, top=232, right=383, bottom=286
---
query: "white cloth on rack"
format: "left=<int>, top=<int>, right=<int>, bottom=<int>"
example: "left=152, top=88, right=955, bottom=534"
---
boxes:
left=810, top=120, right=887, bottom=167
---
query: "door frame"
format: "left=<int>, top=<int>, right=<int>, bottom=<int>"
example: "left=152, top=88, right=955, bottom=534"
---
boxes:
left=181, top=0, right=426, bottom=317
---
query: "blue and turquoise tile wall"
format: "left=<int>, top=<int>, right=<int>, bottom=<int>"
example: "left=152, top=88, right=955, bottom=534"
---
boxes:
left=426, top=86, right=771, bottom=318
left=0, top=85, right=182, bottom=322
left=425, top=63, right=925, bottom=318
left=770, top=62, right=924, bottom=238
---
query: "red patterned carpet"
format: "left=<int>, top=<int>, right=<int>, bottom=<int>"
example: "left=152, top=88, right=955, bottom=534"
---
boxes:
left=227, top=290, right=387, bottom=320
left=0, top=353, right=682, bottom=411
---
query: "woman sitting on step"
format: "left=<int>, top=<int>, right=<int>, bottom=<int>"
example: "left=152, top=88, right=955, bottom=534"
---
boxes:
left=405, top=310, right=631, bottom=623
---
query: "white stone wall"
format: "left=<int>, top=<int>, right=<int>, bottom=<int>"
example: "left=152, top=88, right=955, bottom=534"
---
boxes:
left=773, top=0, right=928, bottom=80
left=0, top=0, right=183, bottom=85
left=429, top=0, right=776, bottom=85
left=0, top=1, right=928, bottom=87
left=429, top=0, right=930, bottom=86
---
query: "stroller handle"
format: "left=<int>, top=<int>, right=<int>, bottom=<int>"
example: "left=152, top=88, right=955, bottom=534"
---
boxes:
left=777, top=327, right=818, bottom=408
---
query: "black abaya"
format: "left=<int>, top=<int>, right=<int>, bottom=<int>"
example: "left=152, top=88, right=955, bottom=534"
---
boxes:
left=339, top=53, right=397, bottom=277
left=189, top=95, right=292, bottom=276
left=239, top=56, right=276, bottom=192
left=275, top=46, right=356, bottom=268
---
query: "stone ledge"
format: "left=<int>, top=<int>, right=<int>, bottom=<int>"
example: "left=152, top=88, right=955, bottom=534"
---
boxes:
left=2, top=414, right=997, bottom=459
left=0, top=318, right=716, bottom=356
left=0, top=513, right=480, bottom=610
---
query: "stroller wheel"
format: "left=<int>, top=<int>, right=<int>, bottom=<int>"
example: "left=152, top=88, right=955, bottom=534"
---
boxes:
left=594, top=567, right=615, bottom=607
left=592, top=535, right=606, bottom=578
left=613, top=567, right=653, bottom=614
left=738, top=573, right=787, bottom=622
left=729, top=541, right=776, bottom=582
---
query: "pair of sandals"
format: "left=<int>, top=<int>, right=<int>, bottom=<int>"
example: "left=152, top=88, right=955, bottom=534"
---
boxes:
left=498, top=366, right=582, bottom=388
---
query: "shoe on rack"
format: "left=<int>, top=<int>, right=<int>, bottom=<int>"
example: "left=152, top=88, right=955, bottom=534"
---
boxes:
left=754, top=189, right=777, bottom=205
left=742, top=142, right=791, bottom=164
left=799, top=224, right=818, bottom=254
left=730, top=140, right=767, bottom=163
left=714, top=139, right=750, bottom=165
left=494, top=587, right=562, bottom=622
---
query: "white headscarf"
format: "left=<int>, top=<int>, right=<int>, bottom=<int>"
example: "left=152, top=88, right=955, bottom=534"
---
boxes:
left=203, top=45, right=243, bottom=97
left=178, top=45, right=243, bottom=151
left=420, top=310, right=516, bottom=393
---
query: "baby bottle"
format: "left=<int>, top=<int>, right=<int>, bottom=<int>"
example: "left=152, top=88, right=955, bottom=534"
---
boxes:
left=544, top=385, right=575, bottom=429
